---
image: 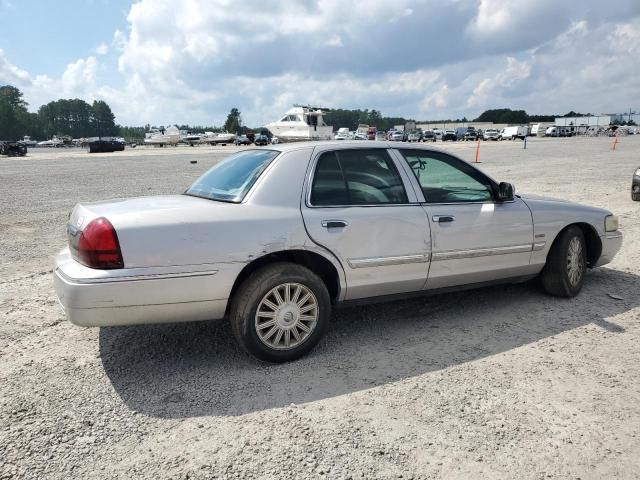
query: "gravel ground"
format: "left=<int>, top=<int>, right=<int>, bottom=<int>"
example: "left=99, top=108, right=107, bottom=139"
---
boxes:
left=1, top=137, right=639, bottom=479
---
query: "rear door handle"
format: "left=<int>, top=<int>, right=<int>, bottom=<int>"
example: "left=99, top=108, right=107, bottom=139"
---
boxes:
left=321, top=220, right=348, bottom=229
left=432, top=215, right=455, bottom=223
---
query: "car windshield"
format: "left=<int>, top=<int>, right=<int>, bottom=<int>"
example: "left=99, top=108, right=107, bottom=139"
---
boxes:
left=185, top=149, right=279, bottom=202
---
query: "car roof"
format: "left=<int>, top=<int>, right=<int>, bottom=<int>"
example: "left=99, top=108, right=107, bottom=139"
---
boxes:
left=266, top=140, right=454, bottom=154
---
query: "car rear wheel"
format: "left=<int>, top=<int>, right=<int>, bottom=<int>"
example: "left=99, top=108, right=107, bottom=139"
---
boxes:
left=230, top=262, right=331, bottom=362
left=540, top=226, right=587, bottom=297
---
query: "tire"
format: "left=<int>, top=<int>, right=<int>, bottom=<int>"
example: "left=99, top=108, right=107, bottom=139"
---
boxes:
left=540, top=226, right=587, bottom=297
left=230, top=262, right=331, bottom=363
left=633, top=192, right=640, bottom=201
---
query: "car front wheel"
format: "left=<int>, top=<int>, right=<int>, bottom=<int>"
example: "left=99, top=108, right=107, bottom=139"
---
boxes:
left=230, top=262, right=331, bottom=362
left=540, top=226, right=587, bottom=297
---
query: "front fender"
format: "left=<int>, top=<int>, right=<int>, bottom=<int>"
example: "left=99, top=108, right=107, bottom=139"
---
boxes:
left=520, top=195, right=610, bottom=267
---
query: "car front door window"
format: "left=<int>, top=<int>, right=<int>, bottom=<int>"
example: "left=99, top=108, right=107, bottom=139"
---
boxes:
left=401, top=151, right=494, bottom=203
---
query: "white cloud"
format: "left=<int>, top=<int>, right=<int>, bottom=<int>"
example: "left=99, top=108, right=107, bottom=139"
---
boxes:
left=467, top=57, right=531, bottom=108
left=112, top=29, right=127, bottom=51
left=421, top=84, right=449, bottom=111
left=61, top=56, right=98, bottom=95
left=95, top=43, right=109, bottom=55
left=0, top=48, right=31, bottom=85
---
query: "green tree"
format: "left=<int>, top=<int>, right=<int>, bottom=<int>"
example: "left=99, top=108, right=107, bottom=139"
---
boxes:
left=224, top=108, right=242, bottom=133
left=117, top=125, right=148, bottom=142
left=91, top=100, right=116, bottom=136
left=474, top=108, right=529, bottom=124
left=0, top=85, right=34, bottom=140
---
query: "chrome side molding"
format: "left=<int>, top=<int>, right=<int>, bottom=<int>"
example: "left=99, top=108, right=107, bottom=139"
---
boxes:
left=432, top=244, right=533, bottom=261
left=348, top=253, right=429, bottom=269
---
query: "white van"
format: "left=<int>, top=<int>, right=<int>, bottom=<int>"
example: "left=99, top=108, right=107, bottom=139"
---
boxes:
left=334, top=127, right=350, bottom=140
left=531, top=123, right=553, bottom=136
left=545, top=126, right=557, bottom=137
left=500, top=125, right=528, bottom=140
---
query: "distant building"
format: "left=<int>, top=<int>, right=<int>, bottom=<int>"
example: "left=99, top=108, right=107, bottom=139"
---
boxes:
left=417, top=121, right=508, bottom=131
left=609, top=113, right=640, bottom=124
left=555, top=113, right=639, bottom=126
left=554, top=115, right=612, bottom=127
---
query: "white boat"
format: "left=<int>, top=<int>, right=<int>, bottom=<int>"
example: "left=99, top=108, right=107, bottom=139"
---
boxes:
left=22, top=136, right=37, bottom=147
left=37, top=136, right=64, bottom=147
left=144, top=125, right=180, bottom=146
left=265, top=106, right=333, bottom=142
left=213, top=132, right=236, bottom=145
left=181, top=131, right=204, bottom=146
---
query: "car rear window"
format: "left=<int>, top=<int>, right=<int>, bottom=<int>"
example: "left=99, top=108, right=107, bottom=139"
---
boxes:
left=185, top=149, right=279, bottom=202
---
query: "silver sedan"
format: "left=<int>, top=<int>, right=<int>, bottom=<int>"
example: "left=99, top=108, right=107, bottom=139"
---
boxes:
left=54, top=141, right=622, bottom=362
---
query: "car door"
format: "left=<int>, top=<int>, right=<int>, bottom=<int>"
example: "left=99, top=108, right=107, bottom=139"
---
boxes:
left=395, top=149, right=535, bottom=289
left=301, top=147, right=431, bottom=300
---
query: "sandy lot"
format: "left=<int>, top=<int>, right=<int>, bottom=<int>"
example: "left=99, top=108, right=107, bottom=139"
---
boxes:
left=1, top=137, right=639, bottom=479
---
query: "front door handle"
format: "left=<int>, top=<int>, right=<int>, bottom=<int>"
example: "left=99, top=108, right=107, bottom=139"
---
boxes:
left=321, top=220, right=348, bottom=229
left=432, top=215, right=455, bottom=223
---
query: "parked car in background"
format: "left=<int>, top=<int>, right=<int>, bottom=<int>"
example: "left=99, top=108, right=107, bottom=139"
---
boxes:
left=254, top=134, right=270, bottom=146
left=483, top=129, right=500, bottom=141
left=375, top=130, right=387, bottom=141
left=390, top=131, right=404, bottom=141
left=0, top=140, right=28, bottom=156
left=353, top=132, right=368, bottom=141
left=335, top=128, right=350, bottom=140
left=87, top=139, right=125, bottom=153
left=407, top=131, right=422, bottom=142
left=54, top=142, right=623, bottom=362
left=367, top=126, right=377, bottom=140
left=234, top=135, right=252, bottom=146
left=422, top=130, right=436, bottom=142
left=455, top=127, right=467, bottom=140
left=464, top=127, right=479, bottom=141
left=433, top=129, right=444, bottom=141
left=632, top=166, right=640, bottom=201
left=442, top=130, right=457, bottom=141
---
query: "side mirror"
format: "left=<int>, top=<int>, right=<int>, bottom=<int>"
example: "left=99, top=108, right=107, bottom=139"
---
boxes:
left=497, top=182, right=514, bottom=201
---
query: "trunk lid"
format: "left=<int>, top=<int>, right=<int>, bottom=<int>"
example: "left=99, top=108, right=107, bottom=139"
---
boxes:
left=68, top=195, right=244, bottom=268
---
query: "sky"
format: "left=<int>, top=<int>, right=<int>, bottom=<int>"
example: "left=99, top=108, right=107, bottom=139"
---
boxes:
left=1, top=0, right=640, bottom=128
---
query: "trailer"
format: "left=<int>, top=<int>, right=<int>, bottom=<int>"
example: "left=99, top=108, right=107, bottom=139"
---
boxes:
left=531, top=123, right=554, bottom=136
left=500, top=125, right=528, bottom=140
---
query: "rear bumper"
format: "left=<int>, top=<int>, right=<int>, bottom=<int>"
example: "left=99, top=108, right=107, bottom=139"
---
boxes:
left=594, top=232, right=623, bottom=267
left=53, top=248, right=237, bottom=327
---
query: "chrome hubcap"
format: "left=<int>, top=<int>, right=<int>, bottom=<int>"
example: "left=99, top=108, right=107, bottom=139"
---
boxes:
left=567, top=237, right=584, bottom=286
left=255, top=283, right=318, bottom=350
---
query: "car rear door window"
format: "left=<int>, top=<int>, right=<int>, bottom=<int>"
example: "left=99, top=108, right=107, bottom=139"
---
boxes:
left=311, top=149, right=409, bottom=206
left=310, top=151, right=348, bottom=206
left=400, top=150, right=494, bottom=203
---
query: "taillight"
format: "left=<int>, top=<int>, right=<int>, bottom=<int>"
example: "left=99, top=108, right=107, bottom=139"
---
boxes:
left=74, top=217, right=124, bottom=269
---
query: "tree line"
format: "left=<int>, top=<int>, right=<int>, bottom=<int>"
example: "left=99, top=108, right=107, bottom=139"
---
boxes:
left=3, top=83, right=634, bottom=142
left=1, top=85, right=118, bottom=140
